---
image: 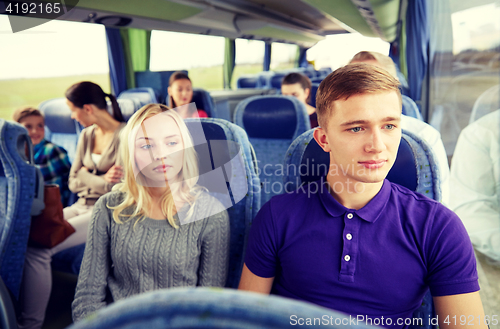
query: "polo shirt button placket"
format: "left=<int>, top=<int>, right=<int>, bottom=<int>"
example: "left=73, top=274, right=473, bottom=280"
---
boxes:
left=344, top=255, right=351, bottom=262
left=347, top=213, right=353, bottom=219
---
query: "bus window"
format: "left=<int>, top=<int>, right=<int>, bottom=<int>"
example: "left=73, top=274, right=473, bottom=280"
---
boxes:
left=270, top=42, right=296, bottom=71
left=306, top=33, right=389, bottom=70
left=150, top=31, right=224, bottom=90
left=428, top=1, right=500, bottom=156
left=0, top=16, right=110, bottom=120
left=231, top=39, right=264, bottom=89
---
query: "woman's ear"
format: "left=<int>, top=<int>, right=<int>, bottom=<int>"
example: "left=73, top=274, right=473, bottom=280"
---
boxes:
left=82, top=104, right=94, bottom=115
left=313, top=127, right=331, bottom=153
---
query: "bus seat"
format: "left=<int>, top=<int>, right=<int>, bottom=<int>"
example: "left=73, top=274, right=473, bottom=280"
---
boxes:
left=283, top=129, right=442, bottom=329
left=39, top=98, right=81, bottom=163
left=0, top=120, right=37, bottom=298
left=66, top=287, right=370, bottom=329
left=402, top=95, right=424, bottom=120
left=184, top=118, right=261, bottom=288
left=0, top=276, right=18, bottom=329
left=270, top=73, right=286, bottom=90
left=469, top=84, right=499, bottom=124
left=192, top=88, right=217, bottom=118
left=309, top=82, right=320, bottom=108
left=234, top=95, right=310, bottom=205
left=310, top=77, right=324, bottom=84
left=118, top=87, right=158, bottom=108
left=236, top=75, right=260, bottom=89
left=318, top=67, right=332, bottom=78
left=115, top=98, right=137, bottom=121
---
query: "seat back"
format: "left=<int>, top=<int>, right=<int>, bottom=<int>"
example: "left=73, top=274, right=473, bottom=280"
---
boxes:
left=283, top=129, right=441, bottom=329
left=402, top=95, right=424, bottom=120
left=234, top=95, right=311, bottom=205
left=39, top=98, right=81, bottom=163
left=310, top=82, right=320, bottom=108
left=0, top=276, right=18, bottom=329
left=236, top=75, right=260, bottom=89
left=0, top=120, right=37, bottom=298
left=115, top=98, right=137, bottom=122
left=469, top=84, right=499, bottom=124
left=191, top=88, right=217, bottom=118
left=67, top=287, right=376, bottom=329
left=184, top=118, right=260, bottom=288
left=118, top=87, right=158, bottom=108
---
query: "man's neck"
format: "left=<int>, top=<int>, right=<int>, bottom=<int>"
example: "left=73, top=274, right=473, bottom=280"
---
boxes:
left=326, top=173, right=384, bottom=210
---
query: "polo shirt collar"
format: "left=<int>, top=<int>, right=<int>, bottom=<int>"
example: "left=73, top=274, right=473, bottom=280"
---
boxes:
left=318, top=177, right=391, bottom=223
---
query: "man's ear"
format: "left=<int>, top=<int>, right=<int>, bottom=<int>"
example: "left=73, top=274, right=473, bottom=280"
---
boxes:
left=313, top=127, right=331, bottom=153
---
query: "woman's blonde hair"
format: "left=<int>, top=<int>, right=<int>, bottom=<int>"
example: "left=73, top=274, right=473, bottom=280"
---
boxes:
left=110, top=103, right=202, bottom=228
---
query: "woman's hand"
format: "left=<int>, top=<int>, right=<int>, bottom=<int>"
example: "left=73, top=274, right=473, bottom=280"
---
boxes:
left=103, top=165, right=123, bottom=183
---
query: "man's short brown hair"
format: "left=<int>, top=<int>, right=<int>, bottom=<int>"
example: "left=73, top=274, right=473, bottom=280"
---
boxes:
left=12, top=107, right=44, bottom=124
left=316, top=63, right=401, bottom=128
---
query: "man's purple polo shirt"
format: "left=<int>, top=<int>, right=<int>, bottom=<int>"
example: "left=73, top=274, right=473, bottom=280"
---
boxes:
left=244, top=178, right=478, bottom=327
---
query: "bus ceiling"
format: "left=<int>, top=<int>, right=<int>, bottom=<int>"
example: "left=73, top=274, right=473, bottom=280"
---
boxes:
left=36, top=0, right=406, bottom=47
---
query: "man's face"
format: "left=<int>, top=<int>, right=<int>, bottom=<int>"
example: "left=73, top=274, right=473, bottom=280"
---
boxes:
left=314, top=91, right=402, bottom=186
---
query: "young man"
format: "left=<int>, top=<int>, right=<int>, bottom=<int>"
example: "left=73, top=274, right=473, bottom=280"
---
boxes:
left=239, top=64, right=486, bottom=328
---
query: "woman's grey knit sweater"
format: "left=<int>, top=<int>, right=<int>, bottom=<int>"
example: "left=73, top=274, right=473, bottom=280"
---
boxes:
left=72, top=190, right=230, bottom=322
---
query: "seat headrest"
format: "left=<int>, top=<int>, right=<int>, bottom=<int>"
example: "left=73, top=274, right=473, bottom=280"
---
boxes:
left=118, top=87, right=158, bottom=107
left=39, top=98, right=77, bottom=134
left=285, top=130, right=417, bottom=192
left=235, top=95, right=310, bottom=140
left=237, top=76, right=259, bottom=89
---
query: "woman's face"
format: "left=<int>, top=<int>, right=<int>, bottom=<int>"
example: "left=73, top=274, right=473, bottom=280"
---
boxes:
left=169, top=79, right=193, bottom=107
left=134, top=114, right=184, bottom=185
left=67, top=99, right=93, bottom=127
left=281, top=83, right=310, bottom=105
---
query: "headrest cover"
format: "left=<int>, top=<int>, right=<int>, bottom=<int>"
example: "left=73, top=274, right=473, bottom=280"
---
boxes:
left=239, top=96, right=310, bottom=139
left=39, top=98, right=77, bottom=134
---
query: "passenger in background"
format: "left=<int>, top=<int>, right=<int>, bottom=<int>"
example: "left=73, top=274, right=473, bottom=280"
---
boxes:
left=281, top=72, right=319, bottom=128
left=450, top=109, right=500, bottom=263
left=348, top=51, right=451, bottom=205
left=19, top=82, right=126, bottom=329
left=72, top=104, right=229, bottom=322
left=168, top=71, right=208, bottom=119
left=12, top=107, right=71, bottom=205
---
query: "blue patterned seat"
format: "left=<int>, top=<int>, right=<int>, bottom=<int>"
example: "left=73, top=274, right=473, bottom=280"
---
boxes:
left=402, top=95, right=424, bottom=120
left=234, top=95, right=311, bottom=205
left=237, top=75, right=260, bottom=89
left=283, top=129, right=441, bottom=329
left=67, top=287, right=377, bottom=329
left=118, top=87, right=158, bottom=108
left=39, top=97, right=82, bottom=163
left=0, top=120, right=37, bottom=298
left=184, top=118, right=261, bottom=288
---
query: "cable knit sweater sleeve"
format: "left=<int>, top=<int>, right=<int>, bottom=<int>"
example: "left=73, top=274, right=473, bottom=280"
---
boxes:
left=72, top=196, right=111, bottom=322
left=198, top=205, right=230, bottom=287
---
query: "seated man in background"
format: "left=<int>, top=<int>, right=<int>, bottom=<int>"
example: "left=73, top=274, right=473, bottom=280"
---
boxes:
left=13, top=107, right=72, bottom=205
left=239, top=64, right=486, bottom=328
left=281, top=72, right=319, bottom=128
left=450, top=109, right=500, bottom=263
left=349, top=51, right=450, bottom=205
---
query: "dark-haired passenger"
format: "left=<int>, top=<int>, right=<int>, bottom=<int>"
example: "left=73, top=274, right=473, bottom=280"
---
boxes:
left=281, top=72, right=318, bottom=128
left=12, top=107, right=71, bottom=205
left=167, top=71, right=208, bottom=119
left=19, top=81, right=126, bottom=329
left=239, top=64, right=486, bottom=328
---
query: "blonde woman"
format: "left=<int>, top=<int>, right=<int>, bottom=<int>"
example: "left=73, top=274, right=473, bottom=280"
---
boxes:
left=72, top=104, right=230, bottom=322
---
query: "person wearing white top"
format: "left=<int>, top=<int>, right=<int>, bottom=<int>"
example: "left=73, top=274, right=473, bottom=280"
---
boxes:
left=449, top=109, right=500, bottom=262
